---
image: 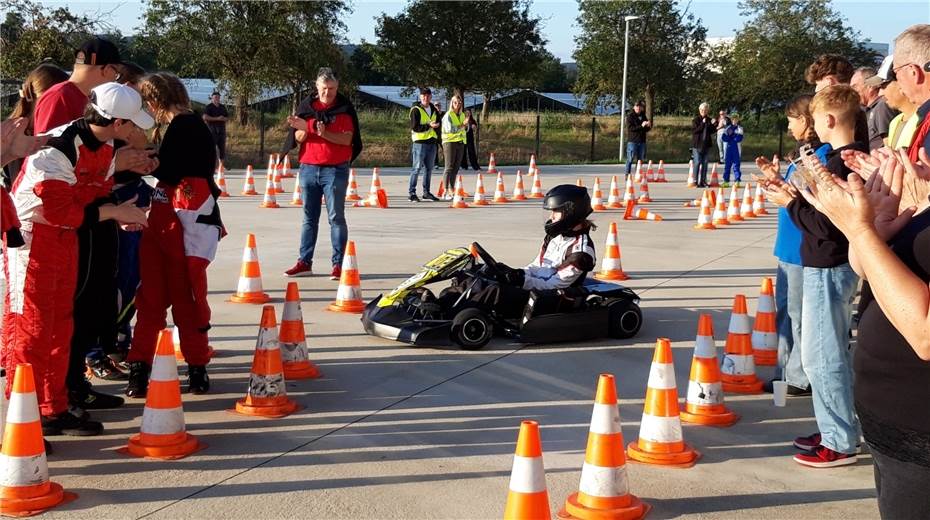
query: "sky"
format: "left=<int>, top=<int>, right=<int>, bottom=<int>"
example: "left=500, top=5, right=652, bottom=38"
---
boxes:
left=36, top=0, right=930, bottom=62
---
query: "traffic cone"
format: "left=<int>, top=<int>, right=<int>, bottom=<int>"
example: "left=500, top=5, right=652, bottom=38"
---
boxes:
left=686, top=160, right=696, bottom=188
left=214, top=159, right=224, bottom=182
left=693, top=191, right=716, bottom=230
left=217, top=170, right=230, bottom=198
left=527, top=154, right=537, bottom=176
left=265, top=155, right=277, bottom=194
left=740, top=184, right=756, bottom=218
left=451, top=175, right=470, bottom=209
left=503, top=420, right=550, bottom=520
left=637, top=176, right=652, bottom=203
left=712, top=187, right=730, bottom=226
left=708, top=187, right=717, bottom=208
left=123, top=329, right=205, bottom=459
left=633, top=159, right=643, bottom=183
left=472, top=174, right=489, bottom=206
left=436, top=179, right=445, bottom=199
left=752, top=278, right=778, bottom=366
left=627, top=207, right=663, bottom=221
left=627, top=338, right=700, bottom=468
left=591, top=177, right=606, bottom=211
left=726, top=185, right=743, bottom=222
left=606, top=175, right=623, bottom=209
left=328, top=240, right=365, bottom=313
left=234, top=306, right=301, bottom=418
left=1, top=364, right=75, bottom=516
left=683, top=196, right=702, bottom=208
left=172, top=326, right=215, bottom=362
left=487, top=153, right=499, bottom=174
left=511, top=170, right=527, bottom=201
left=369, top=167, right=383, bottom=199
left=230, top=234, right=271, bottom=304
left=595, top=222, right=629, bottom=281
left=260, top=174, right=279, bottom=208
left=280, top=282, right=322, bottom=380
left=282, top=154, right=294, bottom=178
left=529, top=170, right=544, bottom=198
left=720, top=294, right=764, bottom=393
left=576, top=177, right=584, bottom=187
left=708, top=163, right=720, bottom=187
left=493, top=172, right=509, bottom=203
left=241, top=165, right=258, bottom=195
left=622, top=174, right=636, bottom=206
left=345, top=169, right=362, bottom=201
left=272, top=164, right=285, bottom=195
left=679, top=315, right=740, bottom=427
left=655, top=160, right=667, bottom=182
left=290, top=181, right=303, bottom=206
left=559, top=374, right=648, bottom=520
left=752, top=183, right=769, bottom=215
left=354, top=189, right=388, bottom=209
left=645, top=160, right=654, bottom=181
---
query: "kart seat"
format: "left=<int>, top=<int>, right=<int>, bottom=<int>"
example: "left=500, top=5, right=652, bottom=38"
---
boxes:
left=524, top=287, right=591, bottom=318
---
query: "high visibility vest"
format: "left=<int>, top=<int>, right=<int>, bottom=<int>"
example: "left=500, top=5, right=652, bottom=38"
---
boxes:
left=411, top=105, right=438, bottom=142
left=442, top=110, right=467, bottom=143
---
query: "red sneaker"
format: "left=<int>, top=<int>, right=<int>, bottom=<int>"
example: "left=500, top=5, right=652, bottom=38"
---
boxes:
left=285, top=260, right=312, bottom=277
left=793, top=446, right=857, bottom=468
left=793, top=432, right=821, bottom=450
left=330, top=264, right=342, bottom=281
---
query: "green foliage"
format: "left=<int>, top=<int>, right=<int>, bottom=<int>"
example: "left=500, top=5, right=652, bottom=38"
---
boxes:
left=537, top=53, right=574, bottom=92
left=347, top=43, right=402, bottom=85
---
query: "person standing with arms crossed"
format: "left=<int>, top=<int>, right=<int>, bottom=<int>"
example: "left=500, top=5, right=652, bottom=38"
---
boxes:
left=441, top=95, right=468, bottom=200
left=624, top=100, right=650, bottom=175
left=408, top=88, right=441, bottom=202
left=202, top=91, right=229, bottom=162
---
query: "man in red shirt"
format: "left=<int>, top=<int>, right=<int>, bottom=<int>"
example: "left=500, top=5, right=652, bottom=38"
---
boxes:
left=283, top=68, right=362, bottom=279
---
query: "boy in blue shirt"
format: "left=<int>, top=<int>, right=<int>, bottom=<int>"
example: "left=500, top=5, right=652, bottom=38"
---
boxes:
left=722, top=113, right=744, bottom=186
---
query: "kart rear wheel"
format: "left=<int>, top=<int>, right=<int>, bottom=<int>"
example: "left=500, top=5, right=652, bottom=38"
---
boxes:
left=451, top=308, right=493, bottom=350
left=609, top=302, right=642, bottom=339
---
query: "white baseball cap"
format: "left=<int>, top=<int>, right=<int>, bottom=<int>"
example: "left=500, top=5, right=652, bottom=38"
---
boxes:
left=864, top=56, right=894, bottom=88
left=90, top=82, right=155, bottom=129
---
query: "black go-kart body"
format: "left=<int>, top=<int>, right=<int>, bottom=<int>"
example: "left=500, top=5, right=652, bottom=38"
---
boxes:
left=361, top=242, right=643, bottom=350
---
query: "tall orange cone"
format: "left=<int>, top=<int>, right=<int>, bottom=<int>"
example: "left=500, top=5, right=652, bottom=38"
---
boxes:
left=472, top=173, right=489, bottom=206
left=686, top=159, right=696, bottom=187
left=655, top=160, right=667, bottom=182
left=720, top=295, right=764, bottom=393
left=369, top=167, right=383, bottom=199
left=645, top=160, right=654, bottom=182
left=241, top=165, right=258, bottom=195
left=503, top=420, right=550, bottom=520
left=280, top=282, right=322, bottom=380
left=1, top=364, right=75, bottom=516
left=234, top=306, right=300, bottom=418
left=511, top=170, right=527, bottom=201
left=726, top=184, right=743, bottom=222
left=693, top=190, right=716, bottom=230
left=606, top=175, right=623, bottom=209
left=529, top=170, right=544, bottom=198
left=260, top=174, right=279, bottom=208
left=559, top=374, right=648, bottom=520
left=265, top=154, right=277, bottom=194
left=680, top=315, right=740, bottom=427
left=591, top=177, right=606, bottom=211
left=637, top=176, right=651, bottom=203
left=328, top=240, right=365, bottom=313
left=633, top=159, right=643, bottom=183
left=622, top=174, right=636, bottom=206
left=493, top=172, right=509, bottom=203
left=627, top=207, right=663, bottom=221
left=527, top=154, right=538, bottom=176
left=752, top=278, right=778, bottom=366
left=291, top=180, right=303, bottom=205
left=595, top=222, right=629, bottom=281
left=436, top=179, right=446, bottom=199
left=272, top=164, right=285, bottom=195
left=230, top=234, right=270, bottom=304
left=216, top=170, right=230, bottom=198
left=451, top=175, right=470, bottom=209
left=740, top=184, right=756, bottom=218
left=627, top=338, right=700, bottom=468
left=124, top=329, right=204, bottom=459
left=345, top=168, right=362, bottom=201
left=712, top=187, right=730, bottom=226
left=708, top=163, right=720, bottom=187
left=487, top=153, right=499, bottom=174
left=281, top=154, right=295, bottom=178
left=752, top=183, right=769, bottom=215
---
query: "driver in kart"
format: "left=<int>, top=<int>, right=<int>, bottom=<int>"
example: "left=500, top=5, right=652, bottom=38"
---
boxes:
left=472, top=184, right=596, bottom=318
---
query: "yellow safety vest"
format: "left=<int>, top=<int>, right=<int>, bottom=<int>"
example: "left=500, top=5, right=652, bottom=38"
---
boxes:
left=411, top=105, right=438, bottom=142
left=442, top=110, right=467, bottom=143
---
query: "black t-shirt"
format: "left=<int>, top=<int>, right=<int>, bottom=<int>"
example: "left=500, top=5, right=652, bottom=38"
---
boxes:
left=626, top=111, right=650, bottom=143
left=203, top=103, right=228, bottom=130
left=151, top=112, right=218, bottom=188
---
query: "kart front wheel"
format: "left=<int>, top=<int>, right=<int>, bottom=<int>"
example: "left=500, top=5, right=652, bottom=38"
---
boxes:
left=609, top=302, right=642, bottom=339
left=451, top=308, right=493, bottom=350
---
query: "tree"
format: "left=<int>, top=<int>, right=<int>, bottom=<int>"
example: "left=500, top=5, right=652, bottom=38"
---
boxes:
left=372, top=0, right=548, bottom=119
left=573, top=0, right=707, bottom=118
left=537, top=53, right=574, bottom=92
left=347, top=43, right=402, bottom=86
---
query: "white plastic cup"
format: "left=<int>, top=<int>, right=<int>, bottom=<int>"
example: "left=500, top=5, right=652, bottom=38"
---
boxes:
left=773, top=380, right=788, bottom=407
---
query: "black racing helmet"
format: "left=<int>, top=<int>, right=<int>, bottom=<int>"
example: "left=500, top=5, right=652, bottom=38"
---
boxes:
left=543, top=184, right=593, bottom=236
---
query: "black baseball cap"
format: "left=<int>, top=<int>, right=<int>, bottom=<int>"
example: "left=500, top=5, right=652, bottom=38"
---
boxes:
left=419, top=87, right=432, bottom=95
left=75, top=37, right=122, bottom=66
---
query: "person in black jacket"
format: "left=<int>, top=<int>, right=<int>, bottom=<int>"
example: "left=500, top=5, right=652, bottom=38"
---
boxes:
left=460, top=109, right=481, bottom=170
left=691, top=102, right=715, bottom=187
left=625, top=100, right=651, bottom=174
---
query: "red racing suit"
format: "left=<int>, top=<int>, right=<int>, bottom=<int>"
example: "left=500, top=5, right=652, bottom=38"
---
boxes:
left=2, top=120, right=114, bottom=416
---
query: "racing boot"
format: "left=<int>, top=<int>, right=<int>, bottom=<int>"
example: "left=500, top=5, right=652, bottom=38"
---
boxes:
left=41, top=405, right=104, bottom=436
left=126, top=361, right=151, bottom=398
left=69, top=379, right=125, bottom=410
left=187, top=364, right=210, bottom=395
left=86, top=354, right=129, bottom=381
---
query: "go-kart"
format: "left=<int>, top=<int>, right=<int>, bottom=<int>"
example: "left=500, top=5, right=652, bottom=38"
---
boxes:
left=361, top=242, right=643, bottom=350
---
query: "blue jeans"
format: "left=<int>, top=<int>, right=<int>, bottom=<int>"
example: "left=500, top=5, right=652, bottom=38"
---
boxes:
left=691, top=149, right=709, bottom=185
left=801, top=264, right=860, bottom=454
left=775, top=261, right=809, bottom=388
left=625, top=142, right=646, bottom=174
left=299, top=163, right=349, bottom=267
left=409, top=142, right=436, bottom=195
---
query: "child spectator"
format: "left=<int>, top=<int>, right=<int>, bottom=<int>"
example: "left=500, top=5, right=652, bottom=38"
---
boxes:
left=722, top=113, right=744, bottom=186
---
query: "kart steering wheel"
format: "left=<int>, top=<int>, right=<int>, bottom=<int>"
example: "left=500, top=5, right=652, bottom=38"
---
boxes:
left=471, top=242, right=505, bottom=277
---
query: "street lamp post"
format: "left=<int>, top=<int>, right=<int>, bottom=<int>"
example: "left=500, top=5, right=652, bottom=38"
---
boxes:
left=618, top=15, right=640, bottom=164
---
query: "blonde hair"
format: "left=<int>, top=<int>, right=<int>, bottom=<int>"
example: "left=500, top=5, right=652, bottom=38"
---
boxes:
left=450, top=95, right=463, bottom=111
left=9, top=63, right=69, bottom=129
left=810, top=85, right=860, bottom=126
left=894, top=24, right=930, bottom=66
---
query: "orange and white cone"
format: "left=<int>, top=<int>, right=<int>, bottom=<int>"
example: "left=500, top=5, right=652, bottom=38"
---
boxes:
left=230, top=234, right=270, bottom=304
left=124, top=329, right=204, bottom=459
left=328, top=240, right=365, bottom=313
left=369, top=167, right=383, bottom=199
left=752, top=278, right=778, bottom=366
left=752, top=183, right=769, bottom=215
left=234, top=306, right=300, bottom=418
left=622, top=174, right=636, bottom=206
left=214, top=159, right=224, bottom=182
left=680, top=315, right=740, bottom=427
left=472, top=174, right=490, bottom=206
left=726, top=185, right=743, bottom=222
left=656, top=160, right=667, bottom=182
left=291, top=181, right=303, bottom=206
left=282, top=154, right=295, bottom=178
left=451, top=175, right=470, bottom=209
left=280, top=282, right=322, bottom=380
left=529, top=170, right=545, bottom=198
left=436, top=179, right=446, bottom=199
left=576, top=177, right=584, bottom=187
left=493, top=172, right=509, bottom=203
left=260, top=174, right=279, bottom=208
left=686, top=160, right=696, bottom=187
left=511, top=170, right=527, bottom=201
left=265, top=155, right=277, bottom=194
left=637, top=176, right=652, bottom=203
left=272, top=165, right=285, bottom=195
left=559, top=373, right=648, bottom=520
left=172, top=326, right=215, bottom=362
left=503, top=420, right=551, bottom=520
left=740, top=184, right=756, bottom=218
left=591, top=177, right=606, bottom=211
left=345, top=169, right=362, bottom=201
left=693, top=191, right=716, bottom=230
left=627, top=207, right=663, bottom=221
left=487, top=153, right=499, bottom=174
left=645, top=160, right=654, bottom=181
left=527, top=154, right=537, bottom=176
left=627, top=338, right=700, bottom=468
left=712, top=187, right=730, bottom=226
left=720, top=294, right=764, bottom=393
left=606, top=175, right=623, bottom=209
left=217, top=170, right=230, bottom=198
left=708, top=163, right=720, bottom=187
left=633, top=160, right=643, bottom=183
left=241, top=165, right=258, bottom=195
left=595, top=222, right=629, bottom=281
left=1, top=364, right=76, bottom=516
